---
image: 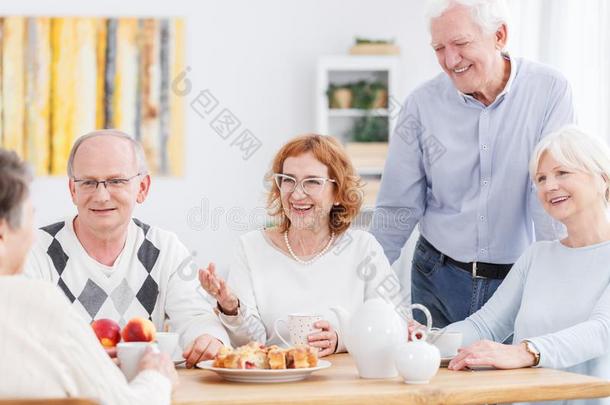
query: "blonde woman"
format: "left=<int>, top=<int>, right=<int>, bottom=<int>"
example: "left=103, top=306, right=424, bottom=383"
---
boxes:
left=199, top=134, right=399, bottom=356
left=429, top=126, right=610, bottom=404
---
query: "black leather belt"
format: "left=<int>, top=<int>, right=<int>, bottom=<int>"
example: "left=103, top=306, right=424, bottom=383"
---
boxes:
left=420, top=237, right=513, bottom=279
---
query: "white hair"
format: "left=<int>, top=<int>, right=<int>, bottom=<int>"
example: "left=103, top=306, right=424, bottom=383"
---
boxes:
left=425, top=0, right=510, bottom=35
left=529, top=125, right=610, bottom=204
left=67, top=129, right=148, bottom=178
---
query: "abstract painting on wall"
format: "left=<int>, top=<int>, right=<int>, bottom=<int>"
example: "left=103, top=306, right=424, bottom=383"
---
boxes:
left=0, top=17, right=185, bottom=176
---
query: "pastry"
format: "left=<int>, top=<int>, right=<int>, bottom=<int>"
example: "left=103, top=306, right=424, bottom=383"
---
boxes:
left=288, top=346, right=309, bottom=368
left=212, top=346, right=233, bottom=368
left=223, top=352, right=242, bottom=369
left=211, top=342, right=317, bottom=370
left=306, top=346, right=319, bottom=367
left=268, top=348, right=287, bottom=369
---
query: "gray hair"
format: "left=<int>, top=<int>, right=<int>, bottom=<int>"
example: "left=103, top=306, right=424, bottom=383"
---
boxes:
left=0, top=148, right=32, bottom=229
left=529, top=125, right=610, bottom=204
left=67, top=129, right=148, bottom=178
left=426, top=0, right=510, bottom=35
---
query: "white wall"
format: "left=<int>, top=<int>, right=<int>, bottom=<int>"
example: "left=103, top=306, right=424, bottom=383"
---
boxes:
left=2, top=0, right=439, bottom=274
left=508, top=0, right=610, bottom=142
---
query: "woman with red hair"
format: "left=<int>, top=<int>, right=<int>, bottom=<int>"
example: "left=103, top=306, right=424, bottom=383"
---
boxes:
left=199, top=134, right=400, bottom=357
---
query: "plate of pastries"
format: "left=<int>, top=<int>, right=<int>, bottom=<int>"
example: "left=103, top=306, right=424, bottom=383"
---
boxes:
left=197, top=342, right=331, bottom=383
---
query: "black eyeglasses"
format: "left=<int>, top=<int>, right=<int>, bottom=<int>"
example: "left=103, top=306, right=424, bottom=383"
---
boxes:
left=73, top=173, right=142, bottom=193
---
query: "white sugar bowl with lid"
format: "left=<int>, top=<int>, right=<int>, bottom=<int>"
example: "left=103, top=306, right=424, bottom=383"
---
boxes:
left=395, top=330, right=441, bottom=384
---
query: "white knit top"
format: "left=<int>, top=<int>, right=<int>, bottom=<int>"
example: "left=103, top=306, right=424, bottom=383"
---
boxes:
left=218, top=229, right=404, bottom=352
left=0, top=277, right=171, bottom=404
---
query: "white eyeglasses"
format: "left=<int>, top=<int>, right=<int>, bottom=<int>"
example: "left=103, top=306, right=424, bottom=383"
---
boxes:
left=273, top=173, right=336, bottom=197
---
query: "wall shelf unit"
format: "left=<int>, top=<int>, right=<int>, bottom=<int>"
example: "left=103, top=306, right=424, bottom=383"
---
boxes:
left=316, top=55, right=401, bottom=207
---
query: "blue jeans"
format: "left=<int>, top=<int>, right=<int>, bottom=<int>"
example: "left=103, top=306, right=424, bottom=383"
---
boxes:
left=411, top=237, right=504, bottom=328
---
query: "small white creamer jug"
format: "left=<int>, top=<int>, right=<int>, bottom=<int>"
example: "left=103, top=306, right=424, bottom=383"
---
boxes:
left=395, top=328, right=441, bottom=384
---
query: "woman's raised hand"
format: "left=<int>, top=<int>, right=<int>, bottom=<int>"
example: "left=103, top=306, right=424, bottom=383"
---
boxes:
left=198, top=263, right=239, bottom=315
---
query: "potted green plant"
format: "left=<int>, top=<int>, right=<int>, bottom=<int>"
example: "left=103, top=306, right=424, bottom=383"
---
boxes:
left=327, top=84, right=353, bottom=109
left=370, top=82, right=388, bottom=109
left=348, top=81, right=388, bottom=109
left=345, top=115, right=390, bottom=176
left=350, top=81, right=374, bottom=109
left=351, top=115, right=389, bottom=142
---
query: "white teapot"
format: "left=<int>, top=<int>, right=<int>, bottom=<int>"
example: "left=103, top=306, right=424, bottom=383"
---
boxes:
left=395, top=327, right=440, bottom=384
left=330, top=300, right=432, bottom=379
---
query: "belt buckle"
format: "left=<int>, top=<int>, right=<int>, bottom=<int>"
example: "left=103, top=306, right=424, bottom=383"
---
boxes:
left=472, top=262, right=486, bottom=279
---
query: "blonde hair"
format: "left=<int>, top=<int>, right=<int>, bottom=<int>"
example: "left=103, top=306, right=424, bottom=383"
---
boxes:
left=529, top=125, right=610, bottom=203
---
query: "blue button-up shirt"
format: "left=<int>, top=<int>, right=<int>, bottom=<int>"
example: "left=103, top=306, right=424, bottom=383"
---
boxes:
left=370, top=57, right=575, bottom=264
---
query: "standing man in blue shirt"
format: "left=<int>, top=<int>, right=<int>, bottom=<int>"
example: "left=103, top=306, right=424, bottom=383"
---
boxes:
left=370, top=0, right=575, bottom=327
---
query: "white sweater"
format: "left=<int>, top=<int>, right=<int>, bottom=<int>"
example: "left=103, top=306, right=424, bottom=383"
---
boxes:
left=447, top=240, right=610, bottom=405
left=0, top=277, right=171, bottom=404
left=23, top=216, right=229, bottom=348
left=218, top=229, right=404, bottom=352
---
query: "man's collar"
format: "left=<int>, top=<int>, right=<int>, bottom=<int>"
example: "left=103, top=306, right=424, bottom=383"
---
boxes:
left=458, top=52, right=517, bottom=104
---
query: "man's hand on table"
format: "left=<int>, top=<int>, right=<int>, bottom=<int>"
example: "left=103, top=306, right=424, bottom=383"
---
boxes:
left=183, top=334, right=224, bottom=368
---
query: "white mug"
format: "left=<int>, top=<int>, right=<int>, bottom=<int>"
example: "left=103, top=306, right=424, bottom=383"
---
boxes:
left=426, top=329, right=463, bottom=358
left=273, top=313, right=322, bottom=346
left=117, top=342, right=159, bottom=381
left=155, top=332, right=180, bottom=360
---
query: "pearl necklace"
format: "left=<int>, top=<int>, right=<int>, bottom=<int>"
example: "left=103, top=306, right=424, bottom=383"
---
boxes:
left=284, top=231, right=335, bottom=265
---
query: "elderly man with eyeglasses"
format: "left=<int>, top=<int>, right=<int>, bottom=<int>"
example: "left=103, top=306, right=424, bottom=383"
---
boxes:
left=24, top=129, right=229, bottom=368
left=370, top=0, right=576, bottom=328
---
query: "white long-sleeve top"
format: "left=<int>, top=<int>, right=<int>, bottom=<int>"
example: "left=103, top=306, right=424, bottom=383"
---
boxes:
left=447, top=240, right=610, bottom=405
left=0, top=277, right=171, bottom=404
left=23, top=216, right=229, bottom=348
left=217, top=229, right=403, bottom=352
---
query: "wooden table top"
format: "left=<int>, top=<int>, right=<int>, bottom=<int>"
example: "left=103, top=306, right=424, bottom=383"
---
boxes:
left=173, top=354, right=610, bottom=405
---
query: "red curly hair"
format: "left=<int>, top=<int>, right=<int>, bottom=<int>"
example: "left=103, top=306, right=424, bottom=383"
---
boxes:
left=265, top=134, right=363, bottom=235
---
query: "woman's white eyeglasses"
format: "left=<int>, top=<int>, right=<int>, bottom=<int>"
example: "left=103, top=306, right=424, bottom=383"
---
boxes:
left=273, top=173, right=336, bottom=197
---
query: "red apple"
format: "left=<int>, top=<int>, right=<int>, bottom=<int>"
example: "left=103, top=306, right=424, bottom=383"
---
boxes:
left=91, top=318, right=121, bottom=348
left=121, top=317, right=156, bottom=342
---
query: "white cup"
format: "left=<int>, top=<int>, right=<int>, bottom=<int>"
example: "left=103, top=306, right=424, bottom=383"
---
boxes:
left=156, top=332, right=180, bottom=360
left=117, top=342, right=159, bottom=381
left=273, top=313, right=322, bottom=346
left=426, top=330, right=463, bottom=358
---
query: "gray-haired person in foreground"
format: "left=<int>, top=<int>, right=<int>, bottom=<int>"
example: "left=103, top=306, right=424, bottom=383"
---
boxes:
left=0, top=147, right=177, bottom=403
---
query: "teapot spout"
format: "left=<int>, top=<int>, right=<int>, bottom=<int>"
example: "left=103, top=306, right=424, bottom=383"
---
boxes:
left=329, top=306, right=351, bottom=350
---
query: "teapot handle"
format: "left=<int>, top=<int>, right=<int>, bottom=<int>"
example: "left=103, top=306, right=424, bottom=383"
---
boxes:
left=409, top=303, right=433, bottom=333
